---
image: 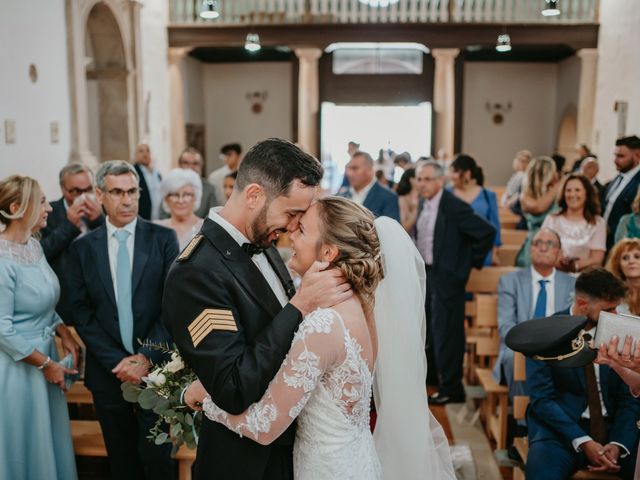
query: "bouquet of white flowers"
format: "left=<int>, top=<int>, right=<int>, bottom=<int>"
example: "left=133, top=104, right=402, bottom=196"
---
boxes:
left=121, top=343, right=201, bottom=455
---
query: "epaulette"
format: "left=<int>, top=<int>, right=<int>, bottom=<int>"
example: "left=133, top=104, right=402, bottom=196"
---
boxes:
left=177, top=234, right=204, bottom=262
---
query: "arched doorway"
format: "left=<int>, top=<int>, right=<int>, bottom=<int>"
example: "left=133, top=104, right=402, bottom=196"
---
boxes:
left=85, top=2, right=130, bottom=162
left=556, top=105, right=577, bottom=170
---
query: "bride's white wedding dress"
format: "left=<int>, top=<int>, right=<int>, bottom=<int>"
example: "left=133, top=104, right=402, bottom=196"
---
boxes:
left=202, top=217, right=456, bottom=479
left=202, top=307, right=382, bottom=479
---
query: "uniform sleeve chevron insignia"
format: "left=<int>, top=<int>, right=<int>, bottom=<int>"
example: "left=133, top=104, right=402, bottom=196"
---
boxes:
left=188, top=308, right=237, bottom=347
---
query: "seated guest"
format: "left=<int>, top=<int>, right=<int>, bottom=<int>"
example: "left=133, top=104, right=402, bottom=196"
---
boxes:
left=526, top=268, right=639, bottom=479
left=615, top=188, right=640, bottom=243
left=155, top=168, right=204, bottom=250
left=223, top=171, right=237, bottom=202
left=414, top=160, right=495, bottom=403
left=67, top=161, right=179, bottom=480
left=571, top=144, right=593, bottom=173
left=493, top=229, right=575, bottom=393
left=606, top=238, right=640, bottom=315
left=542, top=174, right=606, bottom=274
left=580, top=156, right=603, bottom=197
left=0, top=175, right=80, bottom=479
left=133, top=142, right=163, bottom=220
left=516, top=156, right=560, bottom=267
left=177, top=147, right=218, bottom=218
left=449, top=154, right=502, bottom=265
left=40, top=163, right=104, bottom=322
left=501, top=149, right=531, bottom=209
left=602, top=136, right=640, bottom=250
left=396, top=167, right=419, bottom=233
left=338, top=150, right=400, bottom=221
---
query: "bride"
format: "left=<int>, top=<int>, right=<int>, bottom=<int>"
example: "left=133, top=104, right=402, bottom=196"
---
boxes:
left=185, top=196, right=455, bottom=479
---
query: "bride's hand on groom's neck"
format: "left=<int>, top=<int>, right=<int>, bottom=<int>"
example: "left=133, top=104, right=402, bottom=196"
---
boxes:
left=290, top=261, right=352, bottom=316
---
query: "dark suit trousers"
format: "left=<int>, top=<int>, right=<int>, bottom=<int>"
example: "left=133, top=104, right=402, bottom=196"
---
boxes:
left=92, top=386, right=175, bottom=480
left=426, top=271, right=466, bottom=397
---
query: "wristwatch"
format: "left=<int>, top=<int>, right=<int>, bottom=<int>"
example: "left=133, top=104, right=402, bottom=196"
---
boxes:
left=37, top=356, right=51, bottom=370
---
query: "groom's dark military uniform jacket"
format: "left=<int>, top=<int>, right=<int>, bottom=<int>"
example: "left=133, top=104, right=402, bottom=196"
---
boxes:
left=164, top=218, right=302, bottom=480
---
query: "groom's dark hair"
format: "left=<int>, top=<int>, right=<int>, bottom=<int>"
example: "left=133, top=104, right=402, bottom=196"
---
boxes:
left=235, top=138, right=323, bottom=198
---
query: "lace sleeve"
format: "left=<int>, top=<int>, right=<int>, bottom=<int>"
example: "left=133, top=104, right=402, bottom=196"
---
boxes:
left=202, top=308, right=344, bottom=445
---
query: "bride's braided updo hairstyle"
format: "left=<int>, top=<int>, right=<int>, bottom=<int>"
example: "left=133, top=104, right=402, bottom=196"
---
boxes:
left=315, top=196, right=385, bottom=309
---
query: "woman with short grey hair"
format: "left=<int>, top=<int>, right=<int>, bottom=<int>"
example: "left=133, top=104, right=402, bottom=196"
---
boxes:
left=154, top=168, right=203, bottom=250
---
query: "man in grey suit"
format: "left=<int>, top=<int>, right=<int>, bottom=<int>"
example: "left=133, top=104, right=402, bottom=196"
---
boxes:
left=493, top=228, right=575, bottom=394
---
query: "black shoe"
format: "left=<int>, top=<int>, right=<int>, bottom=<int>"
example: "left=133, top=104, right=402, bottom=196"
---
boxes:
left=429, top=392, right=466, bottom=405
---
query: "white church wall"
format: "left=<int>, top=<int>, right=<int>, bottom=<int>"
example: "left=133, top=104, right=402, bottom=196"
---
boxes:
left=0, top=0, right=71, bottom=198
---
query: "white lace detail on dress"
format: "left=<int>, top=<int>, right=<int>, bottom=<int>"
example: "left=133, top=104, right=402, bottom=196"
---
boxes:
left=202, top=308, right=381, bottom=479
left=0, top=237, right=43, bottom=265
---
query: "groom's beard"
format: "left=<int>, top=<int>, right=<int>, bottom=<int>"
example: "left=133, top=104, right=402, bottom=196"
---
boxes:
left=249, top=204, right=277, bottom=248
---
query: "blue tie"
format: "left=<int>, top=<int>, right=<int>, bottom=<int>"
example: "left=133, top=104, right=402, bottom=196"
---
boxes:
left=533, top=279, right=548, bottom=318
left=114, top=230, right=134, bottom=354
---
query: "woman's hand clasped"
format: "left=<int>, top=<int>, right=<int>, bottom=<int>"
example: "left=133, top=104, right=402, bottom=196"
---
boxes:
left=42, top=361, right=78, bottom=392
left=184, top=379, right=208, bottom=411
left=596, top=335, right=640, bottom=372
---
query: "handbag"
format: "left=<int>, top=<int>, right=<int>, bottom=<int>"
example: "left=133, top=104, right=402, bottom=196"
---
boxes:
left=594, top=311, right=640, bottom=352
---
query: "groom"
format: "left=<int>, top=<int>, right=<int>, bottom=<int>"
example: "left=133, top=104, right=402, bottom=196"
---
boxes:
left=164, top=139, right=352, bottom=480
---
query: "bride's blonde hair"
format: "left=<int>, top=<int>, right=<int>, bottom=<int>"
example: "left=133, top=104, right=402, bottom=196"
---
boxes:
left=315, top=196, right=385, bottom=309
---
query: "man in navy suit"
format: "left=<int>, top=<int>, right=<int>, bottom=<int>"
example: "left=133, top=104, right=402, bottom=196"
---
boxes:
left=133, top=142, right=163, bottom=221
left=601, top=136, right=640, bottom=249
left=67, top=161, right=179, bottom=480
left=40, top=163, right=104, bottom=323
left=338, top=150, right=400, bottom=221
left=526, top=269, right=640, bottom=479
left=494, top=229, right=575, bottom=395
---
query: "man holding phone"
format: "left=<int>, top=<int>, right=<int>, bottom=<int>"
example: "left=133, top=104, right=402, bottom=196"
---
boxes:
left=41, top=163, right=104, bottom=324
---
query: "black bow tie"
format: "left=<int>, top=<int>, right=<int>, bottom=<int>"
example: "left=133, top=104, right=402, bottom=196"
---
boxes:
left=242, top=243, right=266, bottom=257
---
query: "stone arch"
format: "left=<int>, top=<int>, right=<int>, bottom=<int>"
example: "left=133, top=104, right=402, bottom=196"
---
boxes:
left=66, top=0, right=142, bottom=166
left=556, top=104, right=577, bottom=169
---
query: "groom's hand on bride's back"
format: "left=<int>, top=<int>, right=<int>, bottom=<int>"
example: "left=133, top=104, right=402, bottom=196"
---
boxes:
left=290, top=261, right=352, bottom=316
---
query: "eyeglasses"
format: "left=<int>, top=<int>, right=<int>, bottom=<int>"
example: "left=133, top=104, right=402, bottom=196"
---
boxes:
left=532, top=239, right=560, bottom=249
left=106, top=188, right=141, bottom=201
left=64, top=186, right=94, bottom=196
left=166, top=192, right=195, bottom=202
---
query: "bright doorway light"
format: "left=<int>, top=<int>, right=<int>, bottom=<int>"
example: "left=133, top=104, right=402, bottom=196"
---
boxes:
left=320, top=103, right=432, bottom=192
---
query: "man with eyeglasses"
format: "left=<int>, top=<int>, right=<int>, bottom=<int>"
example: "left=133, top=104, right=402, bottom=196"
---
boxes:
left=41, top=163, right=104, bottom=323
left=493, top=228, right=575, bottom=395
left=414, top=160, right=495, bottom=404
left=67, top=160, right=179, bottom=480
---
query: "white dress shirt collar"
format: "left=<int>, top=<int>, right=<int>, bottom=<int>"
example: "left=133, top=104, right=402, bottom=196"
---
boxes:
left=350, top=179, right=377, bottom=205
left=106, top=217, right=137, bottom=238
left=208, top=207, right=250, bottom=247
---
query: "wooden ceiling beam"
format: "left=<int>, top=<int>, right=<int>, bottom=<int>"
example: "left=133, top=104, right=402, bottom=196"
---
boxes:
left=168, top=23, right=598, bottom=51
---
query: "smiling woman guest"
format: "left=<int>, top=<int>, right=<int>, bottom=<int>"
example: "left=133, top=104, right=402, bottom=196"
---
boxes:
left=0, top=175, right=80, bottom=479
left=155, top=168, right=204, bottom=250
left=606, top=238, right=640, bottom=315
left=541, top=173, right=606, bottom=274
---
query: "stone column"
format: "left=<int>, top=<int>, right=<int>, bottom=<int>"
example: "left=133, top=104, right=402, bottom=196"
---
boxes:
left=576, top=48, right=598, bottom=147
left=294, top=48, right=322, bottom=157
left=168, top=47, right=190, bottom=168
left=432, top=48, right=460, bottom=158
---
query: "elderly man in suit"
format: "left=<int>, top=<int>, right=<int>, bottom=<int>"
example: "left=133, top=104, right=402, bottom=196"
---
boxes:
left=67, top=161, right=179, bottom=480
left=602, top=136, right=640, bottom=249
left=526, top=269, right=639, bottom=479
left=338, top=150, right=400, bottom=222
left=40, top=163, right=104, bottom=323
left=493, top=228, right=575, bottom=394
left=165, top=139, right=352, bottom=480
left=415, top=160, right=496, bottom=404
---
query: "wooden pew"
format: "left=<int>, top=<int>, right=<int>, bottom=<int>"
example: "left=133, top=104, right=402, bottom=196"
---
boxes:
left=71, top=420, right=196, bottom=480
left=501, top=229, right=527, bottom=247
left=66, top=381, right=93, bottom=404
left=475, top=359, right=508, bottom=450
left=497, top=245, right=519, bottom=267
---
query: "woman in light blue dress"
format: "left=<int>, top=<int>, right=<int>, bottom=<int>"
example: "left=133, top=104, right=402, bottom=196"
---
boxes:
left=0, top=175, right=80, bottom=480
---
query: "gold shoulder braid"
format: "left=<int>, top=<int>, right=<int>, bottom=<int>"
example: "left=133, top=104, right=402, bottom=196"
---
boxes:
left=177, top=234, right=203, bottom=262
left=533, top=329, right=590, bottom=362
